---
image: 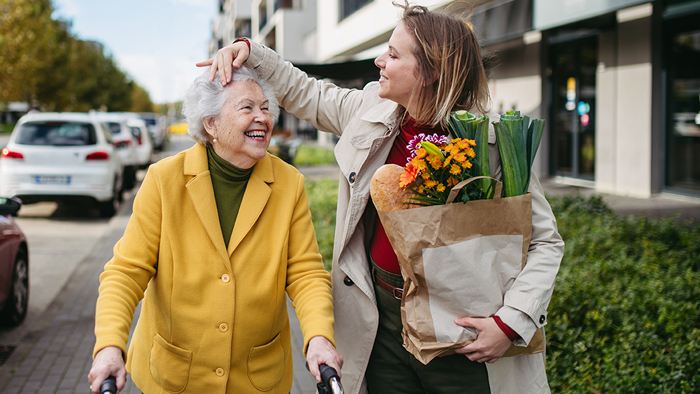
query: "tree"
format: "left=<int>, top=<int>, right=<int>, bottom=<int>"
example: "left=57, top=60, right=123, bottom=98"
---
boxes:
left=130, top=84, right=155, bottom=113
left=0, top=0, right=60, bottom=103
left=1, top=0, right=151, bottom=113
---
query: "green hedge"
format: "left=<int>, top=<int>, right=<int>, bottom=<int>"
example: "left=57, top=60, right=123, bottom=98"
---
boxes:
left=305, top=178, right=338, bottom=271
left=547, top=194, right=699, bottom=393
left=294, top=144, right=336, bottom=166
left=303, top=180, right=700, bottom=391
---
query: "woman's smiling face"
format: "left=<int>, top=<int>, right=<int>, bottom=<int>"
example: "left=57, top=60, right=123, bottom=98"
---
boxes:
left=206, top=80, right=273, bottom=169
left=374, top=22, right=421, bottom=111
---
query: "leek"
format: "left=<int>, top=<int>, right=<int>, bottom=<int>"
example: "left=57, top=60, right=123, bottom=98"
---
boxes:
left=447, top=111, right=492, bottom=199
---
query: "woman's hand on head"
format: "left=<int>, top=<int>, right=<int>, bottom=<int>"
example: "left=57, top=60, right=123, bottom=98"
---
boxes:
left=195, top=40, right=251, bottom=87
left=88, top=346, right=126, bottom=394
left=305, top=336, right=344, bottom=383
left=453, top=317, right=512, bottom=364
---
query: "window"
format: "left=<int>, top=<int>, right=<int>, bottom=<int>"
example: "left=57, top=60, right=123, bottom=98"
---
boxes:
left=665, top=15, right=700, bottom=193
left=274, top=0, right=293, bottom=12
left=340, top=0, right=372, bottom=21
left=259, top=2, right=268, bottom=31
left=17, top=122, right=97, bottom=146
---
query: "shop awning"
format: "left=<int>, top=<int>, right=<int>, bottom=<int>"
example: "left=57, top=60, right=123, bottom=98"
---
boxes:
left=293, top=58, right=378, bottom=81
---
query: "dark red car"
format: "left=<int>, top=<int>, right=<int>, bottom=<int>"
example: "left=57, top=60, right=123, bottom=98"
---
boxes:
left=0, top=197, right=28, bottom=326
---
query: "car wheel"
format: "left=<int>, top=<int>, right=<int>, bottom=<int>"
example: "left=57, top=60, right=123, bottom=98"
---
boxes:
left=123, top=166, right=136, bottom=190
left=1, top=250, right=29, bottom=326
left=98, top=182, right=119, bottom=218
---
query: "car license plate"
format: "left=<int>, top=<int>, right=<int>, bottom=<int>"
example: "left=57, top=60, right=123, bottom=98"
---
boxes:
left=34, top=175, right=71, bottom=184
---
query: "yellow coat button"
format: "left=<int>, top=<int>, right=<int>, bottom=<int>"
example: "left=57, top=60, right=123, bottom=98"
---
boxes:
left=221, top=274, right=230, bottom=283
left=219, top=323, right=228, bottom=332
left=215, top=368, right=224, bottom=376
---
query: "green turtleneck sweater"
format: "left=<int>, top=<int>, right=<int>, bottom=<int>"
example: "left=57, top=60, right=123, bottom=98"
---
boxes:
left=207, top=146, right=254, bottom=249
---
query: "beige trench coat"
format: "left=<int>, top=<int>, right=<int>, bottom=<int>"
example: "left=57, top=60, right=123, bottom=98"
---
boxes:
left=246, top=41, right=565, bottom=394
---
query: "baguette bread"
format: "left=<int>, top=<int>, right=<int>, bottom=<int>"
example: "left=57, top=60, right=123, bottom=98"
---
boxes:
left=370, top=164, right=418, bottom=211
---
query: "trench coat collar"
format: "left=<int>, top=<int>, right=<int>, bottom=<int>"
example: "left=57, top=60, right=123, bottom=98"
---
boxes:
left=360, top=98, right=398, bottom=129
left=183, top=143, right=274, bottom=269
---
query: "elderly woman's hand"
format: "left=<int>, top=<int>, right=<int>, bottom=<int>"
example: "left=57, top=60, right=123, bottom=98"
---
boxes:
left=305, top=336, right=344, bottom=383
left=88, top=346, right=127, bottom=394
left=453, top=317, right=512, bottom=364
left=196, top=40, right=251, bottom=87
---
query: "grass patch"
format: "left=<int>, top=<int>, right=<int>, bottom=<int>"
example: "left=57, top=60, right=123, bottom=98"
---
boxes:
left=294, top=144, right=336, bottom=166
left=0, top=124, right=14, bottom=134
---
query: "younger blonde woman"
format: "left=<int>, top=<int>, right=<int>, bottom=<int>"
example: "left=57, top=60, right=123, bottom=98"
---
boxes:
left=200, top=2, right=564, bottom=393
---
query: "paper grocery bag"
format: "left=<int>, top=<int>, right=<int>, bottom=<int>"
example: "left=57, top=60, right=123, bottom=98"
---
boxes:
left=376, top=178, right=544, bottom=364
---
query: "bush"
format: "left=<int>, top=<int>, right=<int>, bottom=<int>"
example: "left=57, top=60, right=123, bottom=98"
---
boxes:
left=547, top=194, right=700, bottom=393
left=294, top=144, right=336, bottom=166
left=305, top=178, right=338, bottom=271
left=302, top=183, right=700, bottom=391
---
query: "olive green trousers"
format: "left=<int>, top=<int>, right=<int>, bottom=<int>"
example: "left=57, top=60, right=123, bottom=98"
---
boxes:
left=365, top=261, right=491, bottom=394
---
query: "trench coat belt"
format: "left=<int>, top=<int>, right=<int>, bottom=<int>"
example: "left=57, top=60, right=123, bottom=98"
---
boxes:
left=373, top=272, right=403, bottom=300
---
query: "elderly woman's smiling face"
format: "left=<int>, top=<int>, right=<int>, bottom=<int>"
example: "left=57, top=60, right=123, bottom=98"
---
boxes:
left=205, top=80, right=273, bottom=169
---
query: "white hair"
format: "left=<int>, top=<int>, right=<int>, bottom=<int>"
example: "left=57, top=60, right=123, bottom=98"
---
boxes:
left=182, top=66, right=280, bottom=145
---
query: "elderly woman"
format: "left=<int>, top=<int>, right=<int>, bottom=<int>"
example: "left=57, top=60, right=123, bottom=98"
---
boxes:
left=87, top=66, right=343, bottom=394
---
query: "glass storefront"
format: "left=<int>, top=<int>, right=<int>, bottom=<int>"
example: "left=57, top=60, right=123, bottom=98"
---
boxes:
left=549, top=35, right=598, bottom=179
left=665, top=13, right=700, bottom=194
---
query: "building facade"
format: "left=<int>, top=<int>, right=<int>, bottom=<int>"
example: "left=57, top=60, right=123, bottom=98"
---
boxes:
left=210, top=0, right=700, bottom=198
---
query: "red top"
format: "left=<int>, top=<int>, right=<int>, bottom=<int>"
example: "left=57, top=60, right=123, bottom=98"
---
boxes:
left=369, top=116, right=449, bottom=274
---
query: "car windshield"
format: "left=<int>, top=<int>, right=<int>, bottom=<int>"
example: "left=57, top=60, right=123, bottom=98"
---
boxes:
left=105, top=122, right=122, bottom=135
left=142, top=118, right=156, bottom=126
left=16, top=122, right=97, bottom=146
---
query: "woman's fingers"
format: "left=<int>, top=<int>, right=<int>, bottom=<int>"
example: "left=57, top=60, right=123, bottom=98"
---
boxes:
left=195, top=58, right=214, bottom=67
left=453, top=317, right=511, bottom=364
left=305, top=336, right=344, bottom=382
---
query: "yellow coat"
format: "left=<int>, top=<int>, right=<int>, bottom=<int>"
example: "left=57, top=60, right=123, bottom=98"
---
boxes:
left=94, top=143, right=335, bottom=393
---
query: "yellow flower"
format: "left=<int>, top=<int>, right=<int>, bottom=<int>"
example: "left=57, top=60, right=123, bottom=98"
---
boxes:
left=448, top=177, right=459, bottom=186
left=461, top=160, right=473, bottom=169
left=450, top=164, right=461, bottom=175
left=425, top=179, right=438, bottom=188
left=466, top=147, right=476, bottom=158
left=421, top=171, right=431, bottom=180
left=442, top=155, right=453, bottom=168
left=416, top=159, right=428, bottom=172
left=427, top=155, right=442, bottom=170
left=415, top=148, right=427, bottom=159
left=453, top=153, right=466, bottom=163
left=436, top=183, right=446, bottom=192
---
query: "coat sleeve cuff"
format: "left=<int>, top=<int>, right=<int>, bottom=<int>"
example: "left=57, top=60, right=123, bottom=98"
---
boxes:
left=303, top=330, right=336, bottom=357
left=496, top=306, right=539, bottom=346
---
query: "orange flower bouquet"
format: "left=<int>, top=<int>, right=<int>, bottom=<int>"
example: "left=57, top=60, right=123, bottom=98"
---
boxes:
left=398, top=133, right=492, bottom=206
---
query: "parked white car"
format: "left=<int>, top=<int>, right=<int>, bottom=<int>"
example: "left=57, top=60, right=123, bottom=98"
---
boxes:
left=92, top=112, right=139, bottom=190
left=0, top=112, right=123, bottom=218
left=125, top=118, right=154, bottom=169
left=138, top=112, right=168, bottom=151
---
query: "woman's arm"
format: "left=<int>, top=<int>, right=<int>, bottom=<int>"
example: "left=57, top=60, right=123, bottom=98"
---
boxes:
left=92, top=166, right=163, bottom=360
left=200, top=40, right=368, bottom=136
left=284, top=174, right=340, bottom=369
left=495, top=171, right=565, bottom=345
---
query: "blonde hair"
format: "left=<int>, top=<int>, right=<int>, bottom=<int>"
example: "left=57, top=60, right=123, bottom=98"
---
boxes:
left=394, top=1, right=490, bottom=128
